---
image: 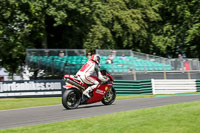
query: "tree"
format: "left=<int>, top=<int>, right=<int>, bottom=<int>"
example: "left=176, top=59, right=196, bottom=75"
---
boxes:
left=83, top=0, right=162, bottom=53
left=1, top=0, right=200, bottom=75
left=152, top=0, right=200, bottom=58
left=0, top=0, right=87, bottom=74
left=0, top=0, right=31, bottom=76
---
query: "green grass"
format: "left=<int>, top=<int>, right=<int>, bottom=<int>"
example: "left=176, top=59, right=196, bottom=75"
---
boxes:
left=0, top=95, right=154, bottom=110
left=156, top=92, right=200, bottom=97
left=116, top=94, right=154, bottom=100
left=0, top=97, right=62, bottom=110
left=1, top=101, right=200, bottom=133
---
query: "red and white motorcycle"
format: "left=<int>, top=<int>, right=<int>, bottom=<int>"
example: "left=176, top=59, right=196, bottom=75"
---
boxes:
left=62, top=70, right=116, bottom=109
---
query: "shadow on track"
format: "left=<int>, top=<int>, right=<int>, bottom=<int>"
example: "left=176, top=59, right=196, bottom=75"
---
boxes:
left=62, top=103, right=116, bottom=111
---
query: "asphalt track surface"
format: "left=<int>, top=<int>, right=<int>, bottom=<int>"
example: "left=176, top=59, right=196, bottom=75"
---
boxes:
left=0, top=95, right=200, bottom=129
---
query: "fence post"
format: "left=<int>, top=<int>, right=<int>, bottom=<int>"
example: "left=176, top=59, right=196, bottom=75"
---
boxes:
left=133, top=71, right=137, bottom=80
left=188, top=71, right=191, bottom=79
left=163, top=72, right=167, bottom=79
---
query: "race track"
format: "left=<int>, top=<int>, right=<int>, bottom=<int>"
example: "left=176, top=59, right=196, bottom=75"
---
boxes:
left=0, top=95, right=200, bottom=129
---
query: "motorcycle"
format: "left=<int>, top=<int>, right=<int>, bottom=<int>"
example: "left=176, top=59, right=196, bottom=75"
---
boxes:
left=62, top=70, right=116, bottom=109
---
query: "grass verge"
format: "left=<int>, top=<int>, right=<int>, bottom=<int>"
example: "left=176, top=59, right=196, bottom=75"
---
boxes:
left=0, top=95, right=154, bottom=110
left=116, top=94, right=154, bottom=100
left=1, top=101, right=200, bottom=133
left=0, top=97, right=62, bottom=110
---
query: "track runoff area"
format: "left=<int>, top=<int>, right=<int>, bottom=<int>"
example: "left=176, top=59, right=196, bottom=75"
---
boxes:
left=0, top=94, right=200, bottom=131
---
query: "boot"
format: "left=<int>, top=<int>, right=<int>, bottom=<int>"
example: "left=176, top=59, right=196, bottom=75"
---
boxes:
left=83, top=87, right=93, bottom=98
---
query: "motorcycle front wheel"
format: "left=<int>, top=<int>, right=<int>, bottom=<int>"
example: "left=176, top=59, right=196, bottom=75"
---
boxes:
left=62, top=88, right=81, bottom=109
left=102, top=86, right=116, bottom=105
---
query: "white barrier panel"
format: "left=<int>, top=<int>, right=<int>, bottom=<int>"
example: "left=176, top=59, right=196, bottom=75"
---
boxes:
left=151, top=79, right=197, bottom=94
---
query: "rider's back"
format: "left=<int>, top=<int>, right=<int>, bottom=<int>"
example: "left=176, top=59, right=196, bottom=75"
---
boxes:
left=76, top=60, right=98, bottom=77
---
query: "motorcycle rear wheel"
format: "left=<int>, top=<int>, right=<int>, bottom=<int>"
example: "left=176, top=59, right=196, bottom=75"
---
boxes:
left=62, top=88, right=81, bottom=109
left=101, top=86, right=116, bottom=105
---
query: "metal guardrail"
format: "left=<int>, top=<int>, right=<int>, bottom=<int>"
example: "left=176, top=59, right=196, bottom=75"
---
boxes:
left=97, top=49, right=200, bottom=71
left=25, top=49, right=200, bottom=78
left=26, top=49, right=86, bottom=56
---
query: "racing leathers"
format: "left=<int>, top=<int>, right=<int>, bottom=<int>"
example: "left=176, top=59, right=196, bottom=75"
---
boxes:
left=76, top=60, right=108, bottom=98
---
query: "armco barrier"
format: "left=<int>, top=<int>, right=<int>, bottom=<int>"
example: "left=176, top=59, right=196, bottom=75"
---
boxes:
left=113, top=80, right=152, bottom=95
left=0, top=80, right=65, bottom=98
left=152, top=79, right=197, bottom=94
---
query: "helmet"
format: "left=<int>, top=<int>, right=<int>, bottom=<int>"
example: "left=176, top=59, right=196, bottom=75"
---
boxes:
left=91, top=54, right=101, bottom=64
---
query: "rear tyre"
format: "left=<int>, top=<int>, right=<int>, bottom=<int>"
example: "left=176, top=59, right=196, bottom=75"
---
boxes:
left=62, top=88, right=81, bottom=109
left=102, top=86, right=116, bottom=105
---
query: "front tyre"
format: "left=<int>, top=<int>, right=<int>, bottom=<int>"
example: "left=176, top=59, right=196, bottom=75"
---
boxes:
left=102, top=86, right=116, bottom=105
left=62, top=88, right=81, bottom=109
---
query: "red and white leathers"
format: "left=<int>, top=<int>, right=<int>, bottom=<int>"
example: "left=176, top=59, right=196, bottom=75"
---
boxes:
left=76, top=60, right=108, bottom=98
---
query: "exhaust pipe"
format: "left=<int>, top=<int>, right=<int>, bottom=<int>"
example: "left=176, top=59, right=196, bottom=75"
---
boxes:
left=65, top=78, right=85, bottom=90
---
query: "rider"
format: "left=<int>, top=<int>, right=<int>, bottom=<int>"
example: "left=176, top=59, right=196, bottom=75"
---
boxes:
left=76, top=54, right=108, bottom=98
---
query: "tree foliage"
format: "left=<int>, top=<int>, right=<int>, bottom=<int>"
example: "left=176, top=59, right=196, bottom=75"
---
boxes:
left=0, top=0, right=200, bottom=74
left=153, top=0, right=200, bottom=57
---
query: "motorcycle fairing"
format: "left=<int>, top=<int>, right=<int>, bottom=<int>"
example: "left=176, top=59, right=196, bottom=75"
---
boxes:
left=87, top=84, right=112, bottom=103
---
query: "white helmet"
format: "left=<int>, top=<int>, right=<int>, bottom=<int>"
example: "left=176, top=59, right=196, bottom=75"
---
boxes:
left=91, top=54, right=101, bottom=64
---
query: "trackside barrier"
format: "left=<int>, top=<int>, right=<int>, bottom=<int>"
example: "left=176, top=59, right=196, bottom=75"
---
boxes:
left=196, top=79, right=200, bottom=92
left=0, top=80, right=65, bottom=98
left=151, top=79, right=197, bottom=94
left=1, top=79, right=199, bottom=98
left=113, top=80, right=153, bottom=95
left=0, top=79, right=153, bottom=98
